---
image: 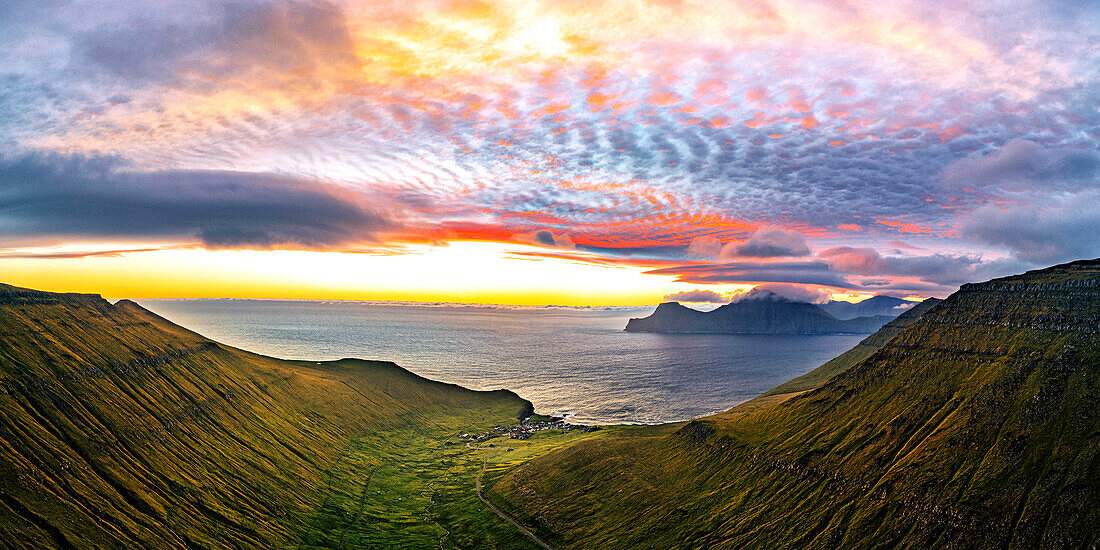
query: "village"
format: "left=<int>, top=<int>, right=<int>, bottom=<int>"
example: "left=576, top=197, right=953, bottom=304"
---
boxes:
left=457, top=417, right=600, bottom=444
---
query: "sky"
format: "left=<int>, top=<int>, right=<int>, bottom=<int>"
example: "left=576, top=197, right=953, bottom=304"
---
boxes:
left=0, top=0, right=1097, bottom=305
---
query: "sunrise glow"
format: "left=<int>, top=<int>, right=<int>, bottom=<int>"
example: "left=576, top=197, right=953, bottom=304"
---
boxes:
left=1, top=0, right=1096, bottom=304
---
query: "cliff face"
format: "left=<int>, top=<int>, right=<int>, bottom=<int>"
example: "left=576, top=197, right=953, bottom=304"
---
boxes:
left=625, top=298, right=892, bottom=334
left=494, top=259, right=1100, bottom=549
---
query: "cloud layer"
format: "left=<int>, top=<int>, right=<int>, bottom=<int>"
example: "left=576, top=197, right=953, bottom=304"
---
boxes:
left=0, top=0, right=1097, bottom=298
left=663, top=289, right=726, bottom=303
left=0, top=153, right=395, bottom=248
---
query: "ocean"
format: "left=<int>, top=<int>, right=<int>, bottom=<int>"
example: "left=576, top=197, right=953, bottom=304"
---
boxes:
left=139, top=299, right=865, bottom=425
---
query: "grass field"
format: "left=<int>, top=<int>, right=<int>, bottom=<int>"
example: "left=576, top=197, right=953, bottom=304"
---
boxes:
left=293, top=421, right=616, bottom=549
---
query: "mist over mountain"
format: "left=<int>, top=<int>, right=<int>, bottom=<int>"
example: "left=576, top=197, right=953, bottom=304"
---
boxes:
left=820, top=294, right=919, bottom=320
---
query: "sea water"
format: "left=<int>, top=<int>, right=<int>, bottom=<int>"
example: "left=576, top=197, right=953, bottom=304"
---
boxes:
left=140, top=300, right=864, bottom=425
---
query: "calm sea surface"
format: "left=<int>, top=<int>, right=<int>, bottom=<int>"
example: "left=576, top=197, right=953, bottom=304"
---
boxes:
left=139, top=300, right=864, bottom=425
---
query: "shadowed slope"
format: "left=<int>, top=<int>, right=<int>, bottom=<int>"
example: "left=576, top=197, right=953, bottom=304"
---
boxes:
left=491, top=259, right=1100, bottom=549
left=0, top=285, right=530, bottom=549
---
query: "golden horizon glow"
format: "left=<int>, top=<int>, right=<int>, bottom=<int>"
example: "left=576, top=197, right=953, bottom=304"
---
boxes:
left=0, top=241, right=914, bottom=307
left=0, top=242, right=728, bottom=306
left=3, top=0, right=1088, bottom=301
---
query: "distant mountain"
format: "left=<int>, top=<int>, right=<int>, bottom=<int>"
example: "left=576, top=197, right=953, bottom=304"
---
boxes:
left=0, top=283, right=531, bottom=548
left=820, top=294, right=920, bottom=320
left=492, top=258, right=1100, bottom=549
left=625, top=291, right=893, bottom=334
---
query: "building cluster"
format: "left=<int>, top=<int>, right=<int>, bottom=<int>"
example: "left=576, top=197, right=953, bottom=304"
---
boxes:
left=458, top=419, right=601, bottom=442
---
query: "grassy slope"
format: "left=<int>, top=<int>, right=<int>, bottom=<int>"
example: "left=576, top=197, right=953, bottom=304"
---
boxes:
left=0, top=284, right=535, bottom=549
left=294, top=410, right=616, bottom=549
left=753, top=298, right=941, bottom=402
left=677, top=298, right=941, bottom=424
left=491, top=259, right=1100, bottom=549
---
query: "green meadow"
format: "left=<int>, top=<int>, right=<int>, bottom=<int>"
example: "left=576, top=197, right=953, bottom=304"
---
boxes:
left=293, top=414, right=615, bottom=549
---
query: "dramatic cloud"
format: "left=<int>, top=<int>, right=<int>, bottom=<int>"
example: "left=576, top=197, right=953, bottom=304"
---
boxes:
left=0, top=153, right=396, bottom=249
left=528, top=230, right=576, bottom=249
left=935, top=139, right=1100, bottom=268
left=647, top=261, right=852, bottom=288
left=687, top=236, right=723, bottom=258
left=71, top=1, right=356, bottom=86
left=734, top=283, right=827, bottom=305
left=960, top=193, right=1100, bottom=265
left=815, top=246, right=1022, bottom=287
left=940, top=140, right=1100, bottom=194
left=663, top=289, right=726, bottom=303
left=0, top=0, right=1097, bottom=299
left=721, top=228, right=811, bottom=258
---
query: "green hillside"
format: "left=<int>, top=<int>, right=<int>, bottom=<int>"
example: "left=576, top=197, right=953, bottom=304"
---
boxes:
left=710, top=297, right=941, bottom=419
left=0, top=284, right=548, bottom=549
left=759, top=297, right=941, bottom=398
left=489, top=259, right=1100, bottom=548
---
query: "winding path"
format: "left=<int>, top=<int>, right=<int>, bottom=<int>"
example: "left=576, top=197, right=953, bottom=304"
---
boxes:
left=338, top=467, right=376, bottom=550
left=423, top=461, right=455, bottom=550
left=475, top=450, right=553, bottom=550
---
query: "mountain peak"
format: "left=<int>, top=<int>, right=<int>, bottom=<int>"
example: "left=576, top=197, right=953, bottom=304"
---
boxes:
left=655, top=301, right=688, bottom=309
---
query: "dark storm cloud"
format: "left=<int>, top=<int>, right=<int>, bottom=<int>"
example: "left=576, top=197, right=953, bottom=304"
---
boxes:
left=940, top=139, right=1100, bottom=193
left=522, top=230, right=575, bottom=249
left=815, top=246, right=1031, bottom=287
left=937, top=140, right=1100, bottom=266
left=648, top=250, right=1031, bottom=295
left=0, top=153, right=396, bottom=249
left=534, top=230, right=557, bottom=246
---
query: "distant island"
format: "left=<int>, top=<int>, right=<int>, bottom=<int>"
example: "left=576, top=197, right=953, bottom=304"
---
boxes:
left=625, top=290, right=908, bottom=334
